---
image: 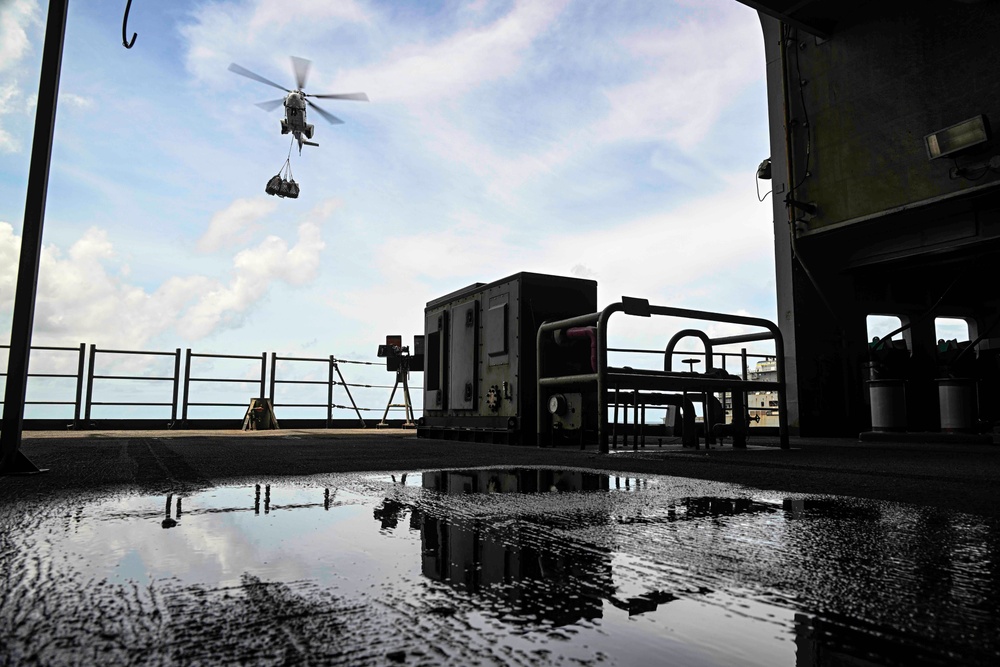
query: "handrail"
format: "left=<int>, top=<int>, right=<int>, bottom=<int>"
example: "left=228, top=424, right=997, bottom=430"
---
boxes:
left=537, top=299, right=788, bottom=452
left=4, top=342, right=417, bottom=429
left=269, top=353, right=367, bottom=428
left=182, top=350, right=265, bottom=425
left=85, top=346, right=182, bottom=424
left=0, top=343, right=86, bottom=425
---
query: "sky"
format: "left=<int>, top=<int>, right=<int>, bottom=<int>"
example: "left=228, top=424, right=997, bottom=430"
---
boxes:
left=0, top=0, right=777, bottom=419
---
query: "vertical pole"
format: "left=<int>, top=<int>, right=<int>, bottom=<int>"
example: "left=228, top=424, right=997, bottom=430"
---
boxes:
left=705, top=389, right=714, bottom=445
left=632, top=389, right=638, bottom=451
left=741, top=347, right=749, bottom=437
left=84, top=345, right=96, bottom=422
left=622, top=387, right=629, bottom=448
left=170, top=348, right=181, bottom=423
left=73, top=343, right=85, bottom=427
left=612, top=385, right=619, bottom=449
left=260, top=352, right=267, bottom=401
left=181, top=349, right=191, bottom=427
left=640, top=404, right=646, bottom=448
left=0, top=0, right=69, bottom=474
left=327, top=356, right=334, bottom=429
left=732, top=386, right=747, bottom=449
left=268, top=352, right=275, bottom=402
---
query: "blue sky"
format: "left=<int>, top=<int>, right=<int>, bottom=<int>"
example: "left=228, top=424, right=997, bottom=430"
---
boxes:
left=0, top=0, right=776, bottom=418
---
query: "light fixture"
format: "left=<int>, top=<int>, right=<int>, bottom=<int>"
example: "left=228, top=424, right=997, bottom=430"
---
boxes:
left=925, top=115, right=990, bottom=160
left=757, top=158, right=772, bottom=180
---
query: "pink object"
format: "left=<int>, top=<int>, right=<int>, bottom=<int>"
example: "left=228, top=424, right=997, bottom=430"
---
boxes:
left=567, top=326, right=598, bottom=372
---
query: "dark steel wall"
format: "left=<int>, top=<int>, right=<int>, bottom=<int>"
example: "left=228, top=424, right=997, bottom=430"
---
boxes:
left=761, top=6, right=1000, bottom=435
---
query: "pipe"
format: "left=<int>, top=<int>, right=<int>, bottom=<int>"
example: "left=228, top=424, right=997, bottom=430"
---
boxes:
left=664, top=329, right=714, bottom=372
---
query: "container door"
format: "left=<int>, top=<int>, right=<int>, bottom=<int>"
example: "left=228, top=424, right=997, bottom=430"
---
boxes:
left=449, top=299, right=478, bottom=410
left=424, top=309, right=448, bottom=410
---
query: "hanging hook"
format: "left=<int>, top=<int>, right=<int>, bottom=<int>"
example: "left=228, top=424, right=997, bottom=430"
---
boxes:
left=122, top=0, right=137, bottom=49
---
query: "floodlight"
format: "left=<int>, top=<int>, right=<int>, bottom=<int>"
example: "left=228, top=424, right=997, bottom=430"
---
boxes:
left=925, top=115, right=990, bottom=160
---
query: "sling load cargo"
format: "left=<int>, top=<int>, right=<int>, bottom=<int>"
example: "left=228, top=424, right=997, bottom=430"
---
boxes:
left=266, top=155, right=299, bottom=199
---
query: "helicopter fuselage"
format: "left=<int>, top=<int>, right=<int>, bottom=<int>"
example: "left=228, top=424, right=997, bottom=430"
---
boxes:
left=281, top=91, right=314, bottom=140
left=229, top=57, right=365, bottom=152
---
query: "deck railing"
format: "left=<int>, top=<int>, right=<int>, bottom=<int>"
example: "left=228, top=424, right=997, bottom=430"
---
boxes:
left=0, top=343, right=87, bottom=426
left=0, top=343, right=418, bottom=427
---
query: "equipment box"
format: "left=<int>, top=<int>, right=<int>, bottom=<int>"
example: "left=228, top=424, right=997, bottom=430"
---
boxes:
left=418, top=272, right=597, bottom=445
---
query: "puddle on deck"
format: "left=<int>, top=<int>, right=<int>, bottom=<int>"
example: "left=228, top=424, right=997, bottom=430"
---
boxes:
left=1, top=468, right=999, bottom=666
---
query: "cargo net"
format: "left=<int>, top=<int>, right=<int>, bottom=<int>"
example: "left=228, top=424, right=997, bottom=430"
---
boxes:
left=265, top=143, right=300, bottom=199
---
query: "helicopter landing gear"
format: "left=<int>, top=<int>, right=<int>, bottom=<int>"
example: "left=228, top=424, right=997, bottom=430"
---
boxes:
left=280, top=119, right=290, bottom=135
left=304, top=123, right=314, bottom=140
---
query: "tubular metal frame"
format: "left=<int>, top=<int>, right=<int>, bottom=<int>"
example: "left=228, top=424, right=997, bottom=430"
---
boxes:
left=537, top=300, right=789, bottom=453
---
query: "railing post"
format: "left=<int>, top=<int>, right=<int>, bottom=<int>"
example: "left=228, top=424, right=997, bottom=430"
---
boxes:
left=268, top=352, right=276, bottom=402
left=84, top=344, right=96, bottom=422
left=181, top=348, right=191, bottom=427
left=741, top=348, right=749, bottom=430
left=171, top=348, right=181, bottom=424
left=73, top=342, right=85, bottom=427
left=260, top=352, right=267, bottom=401
left=327, top=355, right=334, bottom=429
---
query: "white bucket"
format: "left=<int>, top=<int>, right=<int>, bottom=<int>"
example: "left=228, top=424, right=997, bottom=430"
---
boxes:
left=868, top=379, right=906, bottom=432
left=937, top=378, right=976, bottom=433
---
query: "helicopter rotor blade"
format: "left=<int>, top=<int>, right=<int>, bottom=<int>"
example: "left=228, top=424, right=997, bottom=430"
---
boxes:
left=306, top=92, right=369, bottom=102
left=255, top=98, right=285, bottom=112
left=228, top=63, right=289, bottom=93
left=306, top=99, right=344, bottom=125
left=291, top=56, right=311, bottom=90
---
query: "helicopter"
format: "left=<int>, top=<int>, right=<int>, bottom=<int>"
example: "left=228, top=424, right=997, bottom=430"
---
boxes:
left=228, top=56, right=368, bottom=153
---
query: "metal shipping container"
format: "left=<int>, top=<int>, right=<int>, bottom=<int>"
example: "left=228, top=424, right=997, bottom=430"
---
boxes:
left=418, top=272, right=597, bottom=445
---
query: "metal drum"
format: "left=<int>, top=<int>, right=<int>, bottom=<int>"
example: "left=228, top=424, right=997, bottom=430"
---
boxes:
left=868, top=379, right=906, bottom=432
left=937, top=378, right=976, bottom=432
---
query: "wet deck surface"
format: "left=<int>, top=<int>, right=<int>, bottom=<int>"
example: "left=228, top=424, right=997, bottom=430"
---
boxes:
left=2, top=431, right=1000, bottom=665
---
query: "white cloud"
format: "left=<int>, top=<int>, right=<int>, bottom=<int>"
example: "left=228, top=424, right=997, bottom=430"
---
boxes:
left=0, top=213, right=329, bottom=347
left=197, top=197, right=277, bottom=253
left=0, top=0, right=38, bottom=72
left=344, top=0, right=569, bottom=105
left=246, top=0, right=370, bottom=33
left=180, top=221, right=325, bottom=338
left=597, top=12, right=764, bottom=150
left=0, top=80, right=21, bottom=152
left=0, top=126, right=15, bottom=153
left=61, top=93, right=93, bottom=110
left=0, top=0, right=39, bottom=153
left=0, top=221, right=18, bottom=312
left=324, top=176, right=776, bottom=349
left=314, top=2, right=761, bottom=205
left=364, top=176, right=770, bottom=295
left=181, top=0, right=372, bottom=85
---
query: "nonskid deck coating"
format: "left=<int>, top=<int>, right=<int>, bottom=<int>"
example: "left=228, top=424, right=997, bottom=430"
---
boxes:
left=1, top=466, right=998, bottom=666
